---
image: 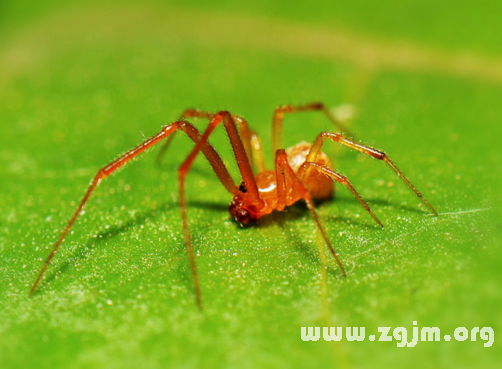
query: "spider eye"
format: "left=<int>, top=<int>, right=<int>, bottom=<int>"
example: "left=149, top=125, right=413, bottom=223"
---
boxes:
left=239, top=183, right=247, bottom=193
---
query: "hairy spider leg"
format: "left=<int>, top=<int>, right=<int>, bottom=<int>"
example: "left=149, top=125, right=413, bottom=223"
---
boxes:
left=177, top=111, right=265, bottom=308
left=272, top=102, right=351, bottom=155
left=275, top=149, right=347, bottom=276
left=156, top=109, right=256, bottom=170
left=30, top=121, right=239, bottom=302
left=301, top=162, right=383, bottom=227
left=300, top=132, right=438, bottom=216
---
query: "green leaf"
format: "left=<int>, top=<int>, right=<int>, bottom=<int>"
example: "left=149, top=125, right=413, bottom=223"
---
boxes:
left=1, top=2, right=501, bottom=368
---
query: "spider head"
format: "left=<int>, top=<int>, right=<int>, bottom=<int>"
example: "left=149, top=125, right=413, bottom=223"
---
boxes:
left=229, top=196, right=259, bottom=226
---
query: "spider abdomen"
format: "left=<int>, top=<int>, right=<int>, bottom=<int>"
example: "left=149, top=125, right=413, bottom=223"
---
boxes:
left=286, top=141, right=334, bottom=200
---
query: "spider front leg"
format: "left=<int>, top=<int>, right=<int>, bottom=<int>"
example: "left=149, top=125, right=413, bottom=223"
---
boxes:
left=272, top=102, right=351, bottom=154
left=177, top=111, right=265, bottom=308
left=304, top=132, right=438, bottom=215
left=275, top=149, right=346, bottom=276
left=31, top=121, right=238, bottom=303
left=156, top=109, right=260, bottom=171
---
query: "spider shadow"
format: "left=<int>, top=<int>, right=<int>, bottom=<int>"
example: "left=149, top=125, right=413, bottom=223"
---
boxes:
left=37, top=193, right=422, bottom=291
left=254, top=200, right=381, bottom=278
left=254, top=196, right=392, bottom=230
left=335, top=196, right=425, bottom=215
left=251, top=194, right=425, bottom=278
left=40, top=199, right=235, bottom=291
left=324, top=196, right=424, bottom=229
left=40, top=201, right=177, bottom=288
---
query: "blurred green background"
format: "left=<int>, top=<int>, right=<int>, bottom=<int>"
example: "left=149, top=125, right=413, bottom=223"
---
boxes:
left=1, top=1, right=501, bottom=368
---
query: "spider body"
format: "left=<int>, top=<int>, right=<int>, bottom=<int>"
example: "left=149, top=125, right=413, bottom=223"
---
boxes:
left=30, top=102, right=437, bottom=309
left=229, top=141, right=333, bottom=225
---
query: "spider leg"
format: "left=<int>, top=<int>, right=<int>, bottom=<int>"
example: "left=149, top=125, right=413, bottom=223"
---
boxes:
left=249, top=130, right=267, bottom=173
left=275, top=149, right=346, bottom=276
left=299, top=161, right=383, bottom=227
left=178, top=111, right=262, bottom=207
left=156, top=109, right=256, bottom=170
left=272, top=102, right=351, bottom=155
left=177, top=111, right=264, bottom=308
left=302, top=132, right=438, bottom=216
left=155, top=109, right=212, bottom=167
left=31, top=121, right=238, bottom=303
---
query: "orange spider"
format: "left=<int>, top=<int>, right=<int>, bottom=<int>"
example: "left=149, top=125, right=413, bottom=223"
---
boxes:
left=31, top=102, right=437, bottom=308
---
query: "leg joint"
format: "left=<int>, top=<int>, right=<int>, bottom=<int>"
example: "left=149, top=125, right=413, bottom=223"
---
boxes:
left=215, top=110, right=232, bottom=119
left=373, top=151, right=387, bottom=160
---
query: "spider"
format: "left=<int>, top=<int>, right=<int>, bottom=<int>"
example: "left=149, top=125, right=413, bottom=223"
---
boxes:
left=30, top=102, right=437, bottom=308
